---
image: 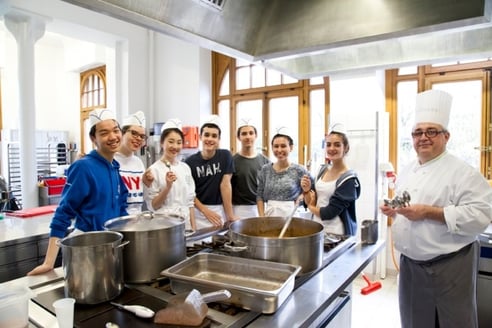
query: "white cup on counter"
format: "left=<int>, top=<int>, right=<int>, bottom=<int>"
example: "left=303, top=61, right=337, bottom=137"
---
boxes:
left=52, top=297, right=75, bottom=328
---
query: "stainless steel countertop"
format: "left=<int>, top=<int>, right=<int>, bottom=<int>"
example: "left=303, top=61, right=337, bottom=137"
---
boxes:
left=249, top=240, right=385, bottom=327
left=1, top=239, right=385, bottom=328
left=0, top=214, right=53, bottom=246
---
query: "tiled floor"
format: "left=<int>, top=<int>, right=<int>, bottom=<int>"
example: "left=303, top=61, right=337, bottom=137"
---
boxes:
left=351, top=271, right=401, bottom=328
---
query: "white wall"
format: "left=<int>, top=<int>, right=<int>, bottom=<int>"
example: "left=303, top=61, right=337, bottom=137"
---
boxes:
left=0, top=0, right=211, bottom=146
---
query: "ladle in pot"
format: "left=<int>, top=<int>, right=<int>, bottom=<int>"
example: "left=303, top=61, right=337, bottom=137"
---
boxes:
left=278, top=205, right=299, bottom=238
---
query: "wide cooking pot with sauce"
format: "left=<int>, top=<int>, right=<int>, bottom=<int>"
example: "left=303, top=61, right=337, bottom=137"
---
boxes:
left=58, top=231, right=126, bottom=304
left=228, top=217, right=324, bottom=274
left=104, top=212, right=186, bottom=283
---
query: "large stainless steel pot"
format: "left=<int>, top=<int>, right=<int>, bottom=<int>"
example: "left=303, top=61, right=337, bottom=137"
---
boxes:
left=104, top=212, right=186, bottom=283
left=58, top=231, right=127, bottom=304
left=228, top=217, right=324, bottom=274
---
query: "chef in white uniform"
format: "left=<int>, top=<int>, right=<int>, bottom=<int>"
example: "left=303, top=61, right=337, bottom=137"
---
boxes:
left=380, top=89, right=492, bottom=328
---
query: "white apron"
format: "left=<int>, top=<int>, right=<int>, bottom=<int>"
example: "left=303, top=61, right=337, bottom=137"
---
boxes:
left=265, top=200, right=296, bottom=217
left=233, top=205, right=259, bottom=219
left=193, top=205, right=225, bottom=230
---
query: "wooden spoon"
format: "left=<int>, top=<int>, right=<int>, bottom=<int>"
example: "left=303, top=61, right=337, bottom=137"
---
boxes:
left=278, top=205, right=299, bottom=238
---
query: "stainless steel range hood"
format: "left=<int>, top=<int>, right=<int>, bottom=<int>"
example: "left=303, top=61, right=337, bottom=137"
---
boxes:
left=62, top=0, right=492, bottom=78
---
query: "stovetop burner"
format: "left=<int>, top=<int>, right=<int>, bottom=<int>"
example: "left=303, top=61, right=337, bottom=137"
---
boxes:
left=186, top=233, right=350, bottom=256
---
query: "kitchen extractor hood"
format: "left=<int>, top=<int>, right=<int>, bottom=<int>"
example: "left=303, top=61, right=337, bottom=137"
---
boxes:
left=60, top=0, right=492, bottom=78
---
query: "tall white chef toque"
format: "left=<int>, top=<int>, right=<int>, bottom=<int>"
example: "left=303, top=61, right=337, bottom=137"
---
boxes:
left=414, top=89, right=453, bottom=129
left=122, top=111, right=146, bottom=128
left=88, top=108, right=117, bottom=129
left=161, top=118, right=183, bottom=133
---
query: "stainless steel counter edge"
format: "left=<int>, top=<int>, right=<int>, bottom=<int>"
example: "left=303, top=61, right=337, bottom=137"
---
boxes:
left=1, top=241, right=385, bottom=328
left=0, top=214, right=54, bottom=246
left=247, top=240, right=386, bottom=328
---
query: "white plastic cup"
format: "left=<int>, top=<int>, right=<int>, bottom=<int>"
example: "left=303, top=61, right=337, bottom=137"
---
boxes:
left=52, top=298, right=75, bottom=328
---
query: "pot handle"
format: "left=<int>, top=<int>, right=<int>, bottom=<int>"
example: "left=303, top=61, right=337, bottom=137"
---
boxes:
left=137, top=211, right=153, bottom=220
left=115, top=240, right=130, bottom=249
left=223, top=241, right=248, bottom=252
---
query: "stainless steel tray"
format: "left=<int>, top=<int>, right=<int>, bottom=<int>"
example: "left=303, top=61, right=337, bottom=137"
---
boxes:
left=160, top=253, right=301, bottom=314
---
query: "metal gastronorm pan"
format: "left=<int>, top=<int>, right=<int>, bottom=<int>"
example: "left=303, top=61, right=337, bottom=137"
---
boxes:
left=160, top=253, right=301, bottom=314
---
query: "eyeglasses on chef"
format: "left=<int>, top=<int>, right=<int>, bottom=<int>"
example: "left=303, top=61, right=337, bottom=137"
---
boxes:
left=411, top=128, right=446, bottom=139
left=127, top=129, right=148, bottom=141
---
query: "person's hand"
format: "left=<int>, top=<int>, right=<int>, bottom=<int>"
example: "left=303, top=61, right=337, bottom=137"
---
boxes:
left=379, top=204, right=396, bottom=217
left=305, top=190, right=316, bottom=206
left=27, top=263, right=54, bottom=276
left=396, top=204, right=424, bottom=221
left=226, top=214, right=240, bottom=223
left=165, top=171, right=177, bottom=186
left=142, top=169, right=154, bottom=187
left=202, top=208, right=223, bottom=226
left=301, top=174, right=312, bottom=193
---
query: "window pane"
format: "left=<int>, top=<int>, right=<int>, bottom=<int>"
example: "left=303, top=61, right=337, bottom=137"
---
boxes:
left=236, top=58, right=251, bottom=67
left=396, top=81, right=418, bottom=171
left=95, top=75, right=100, bottom=90
left=283, top=74, right=298, bottom=84
left=309, top=76, right=324, bottom=85
left=81, top=93, right=87, bottom=107
left=434, top=81, right=481, bottom=169
left=269, top=96, right=299, bottom=163
left=236, top=100, right=264, bottom=154
left=236, top=67, right=250, bottom=90
left=398, top=66, right=417, bottom=75
left=218, top=99, right=231, bottom=150
left=219, top=69, right=230, bottom=96
left=100, top=89, right=105, bottom=106
left=309, top=89, right=325, bottom=174
left=266, top=69, right=281, bottom=86
left=251, top=65, right=265, bottom=88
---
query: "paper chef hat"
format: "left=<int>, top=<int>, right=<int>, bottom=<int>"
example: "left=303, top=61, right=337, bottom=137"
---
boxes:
left=275, top=126, right=292, bottom=137
left=88, top=108, right=117, bottom=129
left=122, top=111, right=146, bottom=128
left=238, top=117, right=256, bottom=128
left=329, top=123, right=347, bottom=135
left=414, top=89, right=453, bottom=129
left=160, top=118, right=182, bottom=133
left=203, top=114, right=222, bottom=129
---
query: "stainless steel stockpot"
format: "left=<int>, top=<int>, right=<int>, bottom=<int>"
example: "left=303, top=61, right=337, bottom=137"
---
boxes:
left=228, top=217, right=324, bottom=274
left=104, top=212, right=186, bottom=283
left=58, top=231, right=127, bottom=304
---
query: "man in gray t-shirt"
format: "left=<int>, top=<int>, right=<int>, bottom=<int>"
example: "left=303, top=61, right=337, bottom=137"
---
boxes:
left=232, top=123, right=270, bottom=219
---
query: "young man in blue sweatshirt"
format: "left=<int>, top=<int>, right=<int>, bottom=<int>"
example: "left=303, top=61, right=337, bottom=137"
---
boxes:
left=28, top=108, right=128, bottom=275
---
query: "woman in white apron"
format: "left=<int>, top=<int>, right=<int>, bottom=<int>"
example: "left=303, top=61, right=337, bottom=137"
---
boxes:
left=301, top=124, right=360, bottom=236
left=257, top=128, right=311, bottom=217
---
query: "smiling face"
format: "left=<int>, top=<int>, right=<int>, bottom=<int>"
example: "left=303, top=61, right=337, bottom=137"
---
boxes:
left=200, top=126, right=220, bottom=153
left=325, top=132, right=348, bottom=163
left=271, top=135, right=293, bottom=161
left=412, top=123, right=449, bottom=163
left=161, top=130, right=183, bottom=162
left=91, top=119, right=122, bottom=161
left=121, top=125, right=146, bottom=153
